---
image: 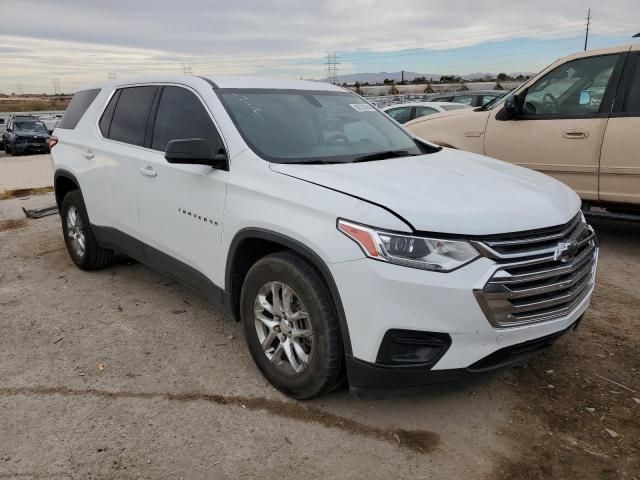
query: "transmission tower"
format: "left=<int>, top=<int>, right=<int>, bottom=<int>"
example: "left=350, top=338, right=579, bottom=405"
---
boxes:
left=325, top=52, right=339, bottom=85
left=16, top=82, right=24, bottom=95
left=107, top=72, right=117, bottom=80
left=182, top=64, right=193, bottom=75
left=52, top=78, right=61, bottom=95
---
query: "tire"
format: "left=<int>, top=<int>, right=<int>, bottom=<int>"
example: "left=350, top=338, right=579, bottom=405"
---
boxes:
left=240, top=251, right=343, bottom=399
left=4, top=143, right=10, bottom=155
left=60, top=190, right=113, bottom=270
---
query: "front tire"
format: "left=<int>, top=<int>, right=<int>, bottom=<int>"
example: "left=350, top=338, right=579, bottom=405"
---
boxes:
left=240, top=252, right=343, bottom=399
left=60, top=190, right=113, bottom=270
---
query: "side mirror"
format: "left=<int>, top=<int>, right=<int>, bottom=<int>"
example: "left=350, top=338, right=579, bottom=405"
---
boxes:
left=165, top=138, right=227, bottom=169
left=503, top=94, right=518, bottom=117
left=579, top=90, right=592, bottom=105
left=6, top=127, right=11, bottom=132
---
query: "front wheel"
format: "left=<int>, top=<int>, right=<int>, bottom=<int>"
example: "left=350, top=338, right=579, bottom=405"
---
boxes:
left=60, top=190, right=113, bottom=270
left=240, top=252, right=343, bottom=399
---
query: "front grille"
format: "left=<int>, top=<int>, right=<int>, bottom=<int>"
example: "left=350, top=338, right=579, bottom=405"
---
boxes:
left=473, top=214, right=598, bottom=328
left=16, top=136, right=46, bottom=144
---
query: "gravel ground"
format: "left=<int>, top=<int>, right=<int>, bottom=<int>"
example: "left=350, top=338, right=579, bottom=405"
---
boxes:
left=0, top=194, right=638, bottom=480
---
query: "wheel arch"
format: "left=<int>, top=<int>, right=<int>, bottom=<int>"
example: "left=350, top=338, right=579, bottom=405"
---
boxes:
left=225, top=228, right=353, bottom=356
left=54, top=169, right=81, bottom=210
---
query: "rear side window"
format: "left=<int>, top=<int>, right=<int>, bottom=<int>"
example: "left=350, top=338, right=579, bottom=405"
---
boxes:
left=58, top=89, right=100, bottom=129
left=414, top=106, right=438, bottom=118
left=386, top=107, right=412, bottom=124
left=452, top=95, right=474, bottom=105
left=108, top=86, right=157, bottom=146
left=151, top=86, right=223, bottom=153
left=623, top=56, right=640, bottom=113
left=99, top=90, right=121, bottom=137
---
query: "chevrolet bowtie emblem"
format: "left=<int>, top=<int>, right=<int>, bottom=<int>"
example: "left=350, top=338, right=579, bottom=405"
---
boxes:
left=553, top=241, right=579, bottom=263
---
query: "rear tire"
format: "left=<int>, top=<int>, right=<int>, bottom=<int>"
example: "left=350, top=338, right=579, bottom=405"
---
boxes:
left=4, top=143, right=11, bottom=155
left=240, top=252, right=343, bottom=399
left=60, top=190, right=113, bottom=270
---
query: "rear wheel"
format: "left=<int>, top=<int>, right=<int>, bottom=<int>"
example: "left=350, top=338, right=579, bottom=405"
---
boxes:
left=240, top=252, right=343, bottom=399
left=4, top=143, right=11, bottom=155
left=60, top=190, right=113, bottom=270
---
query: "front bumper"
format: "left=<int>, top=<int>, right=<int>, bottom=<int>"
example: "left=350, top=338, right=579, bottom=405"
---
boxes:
left=330, top=255, right=594, bottom=393
left=12, top=143, right=49, bottom=153
left=346, top=317, right=582, bottom=397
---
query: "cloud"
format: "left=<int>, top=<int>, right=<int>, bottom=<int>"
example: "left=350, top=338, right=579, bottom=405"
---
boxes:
left=1, top=0, right=638, bottom=92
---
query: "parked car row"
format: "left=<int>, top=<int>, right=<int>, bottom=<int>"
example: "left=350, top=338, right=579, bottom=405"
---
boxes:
left=383, top=101, right=471, bottom=124
left=426, top=90, right=507, bottom=107
left=2, top=114, right=51, bottom=155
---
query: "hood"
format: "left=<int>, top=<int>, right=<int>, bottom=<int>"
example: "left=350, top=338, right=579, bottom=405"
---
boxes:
left=270, top=149, right=581, bottom=235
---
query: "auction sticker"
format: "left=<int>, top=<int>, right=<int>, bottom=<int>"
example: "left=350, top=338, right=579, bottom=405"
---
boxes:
left=350, top=103, right=375, bottom=112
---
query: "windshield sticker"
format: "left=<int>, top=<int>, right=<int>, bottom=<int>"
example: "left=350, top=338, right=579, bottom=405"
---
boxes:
left=350, top=103, right=375, bottom=112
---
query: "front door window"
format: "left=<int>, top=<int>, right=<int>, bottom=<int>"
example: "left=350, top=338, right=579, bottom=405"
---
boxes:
left=522, top=54, right=620, bottom=116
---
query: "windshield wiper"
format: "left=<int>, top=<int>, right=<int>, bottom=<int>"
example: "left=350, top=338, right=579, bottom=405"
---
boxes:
left=351, top=150, right=416, bottom=163
left=283, top=159, right=341, bottom=165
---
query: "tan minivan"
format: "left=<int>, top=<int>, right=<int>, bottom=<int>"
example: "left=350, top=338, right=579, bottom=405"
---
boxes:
left=406, top=44, right=640, bottom=211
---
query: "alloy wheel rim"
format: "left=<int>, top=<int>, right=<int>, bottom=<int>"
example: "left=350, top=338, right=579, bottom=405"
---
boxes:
left=254, top=281, right=314, bottom=375
left=66, top=206, right=86, bottom=258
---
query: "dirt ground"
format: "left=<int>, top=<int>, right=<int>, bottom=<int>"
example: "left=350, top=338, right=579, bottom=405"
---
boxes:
left=0, top=153, right=53, bottom=195
left=0, top=194, right=638, bottom=480
left=0, top=97, right=70, bottom=113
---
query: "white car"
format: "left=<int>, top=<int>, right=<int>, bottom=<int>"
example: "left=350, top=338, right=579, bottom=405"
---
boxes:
left=50, top=76, right=597, bottom=398
left=383, top=102, right=471, bottom=124
left=39, top=114, right=64, bottom=133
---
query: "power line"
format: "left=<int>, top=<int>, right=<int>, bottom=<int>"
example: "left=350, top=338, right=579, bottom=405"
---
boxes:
left=584, top=8, right=592, bottom=51
left=16, top=82, right=24, bottom=95
left=52, top=78, right=61, bottom=95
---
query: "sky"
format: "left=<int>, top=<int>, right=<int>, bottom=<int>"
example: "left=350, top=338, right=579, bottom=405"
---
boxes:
left=1, top=0, right=639, bottom=93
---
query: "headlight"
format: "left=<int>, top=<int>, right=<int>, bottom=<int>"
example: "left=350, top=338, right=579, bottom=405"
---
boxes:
left=338, top=219, right=479, bottom=272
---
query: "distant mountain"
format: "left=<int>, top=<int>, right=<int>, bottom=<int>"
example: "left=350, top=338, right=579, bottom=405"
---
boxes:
left=332, top=71, right=535, bottom=84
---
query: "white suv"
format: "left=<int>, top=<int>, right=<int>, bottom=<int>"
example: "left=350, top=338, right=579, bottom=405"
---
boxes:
left=51, top=76, right=598, bottom=399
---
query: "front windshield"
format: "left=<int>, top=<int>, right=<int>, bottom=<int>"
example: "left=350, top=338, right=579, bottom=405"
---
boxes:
left=15, top=121, right=48, bottom=133
left=217, top=89, right=423, bottom=163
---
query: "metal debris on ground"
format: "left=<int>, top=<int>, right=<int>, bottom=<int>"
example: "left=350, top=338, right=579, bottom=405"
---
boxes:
left=22, top=205, right=58, bottom=219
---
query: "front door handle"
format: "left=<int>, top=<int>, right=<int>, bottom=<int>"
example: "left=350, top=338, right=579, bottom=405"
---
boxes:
left=83, top=149, right=95, bottom=159
left=563, top=128, right=590, bottom=139
left=139, top=166, right=157, bottom=177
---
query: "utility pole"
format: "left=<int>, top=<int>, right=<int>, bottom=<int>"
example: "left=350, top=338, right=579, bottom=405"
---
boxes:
left=401, top=70, right=404, bottom=84
left=182, top=64, right=193, bottom=76
left=16, top=82, right=24, bottom=96
left=325, top=52, right=339, bottom=85
left=584, top=8, right=591, bottom=51
left=52, top=78, right=61, bottom=95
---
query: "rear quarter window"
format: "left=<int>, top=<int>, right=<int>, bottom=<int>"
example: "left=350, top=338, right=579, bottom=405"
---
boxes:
left=58, top=89, right=101, bottom=129
left=107, top=86, right=157, bottom=146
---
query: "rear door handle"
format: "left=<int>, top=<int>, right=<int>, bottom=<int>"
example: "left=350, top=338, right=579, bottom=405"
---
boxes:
left=83, top=149, right=95, bottom=159
left=139, top=166, right=157, bottom=177
left=563, top=128, right=590, bottom=139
